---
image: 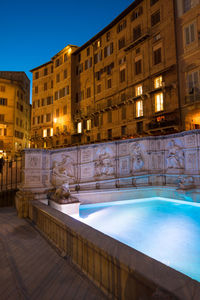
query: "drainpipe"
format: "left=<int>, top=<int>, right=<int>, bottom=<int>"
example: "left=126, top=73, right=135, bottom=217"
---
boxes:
left=173, top=0, right=183, bottom=131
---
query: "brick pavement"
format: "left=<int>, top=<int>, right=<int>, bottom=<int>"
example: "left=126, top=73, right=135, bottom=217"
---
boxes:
left=0, top=207, right=107, bottom=300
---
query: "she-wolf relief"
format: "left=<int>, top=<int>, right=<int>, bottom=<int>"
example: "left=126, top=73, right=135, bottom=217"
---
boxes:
left=94, top=146, right=115, bottom=178
left=130, top=142, right=144, bottom=173
left=166, top=139, right=184, bottom=169
left=49, top=154, right=78, bottom=203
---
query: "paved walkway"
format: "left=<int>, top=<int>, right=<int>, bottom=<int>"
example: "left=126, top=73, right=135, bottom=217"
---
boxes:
left=0, top=207, right=107, bottom=300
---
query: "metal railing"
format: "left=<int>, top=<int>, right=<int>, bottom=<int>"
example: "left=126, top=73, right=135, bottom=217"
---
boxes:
left=0, top=157, right=22, bottom=207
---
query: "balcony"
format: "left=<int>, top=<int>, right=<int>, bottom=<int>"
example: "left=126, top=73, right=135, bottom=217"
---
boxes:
left=146, top=113, right=180, bottom=134
left=185, top=93, right=200, bottom=105
left=125, top=28, right=150, bottom=52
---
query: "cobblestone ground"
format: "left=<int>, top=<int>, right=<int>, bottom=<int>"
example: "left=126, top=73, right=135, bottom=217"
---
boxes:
left=0, top=207, right=107, bottom=300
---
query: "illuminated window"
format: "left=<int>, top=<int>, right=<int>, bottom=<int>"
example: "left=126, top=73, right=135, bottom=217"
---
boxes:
left=136, top=100, right=143, bottom=117
left=155, top=93, right=163, bottom=112
left=44, top=142, right=47, bottom=148
left=43, top=129, right=47, bottom=137
left=154, top=76, right=162, bottom=88
left=135, top=85, right=143, bottom=96
left=77, top=122, right=82, bottom=133
left=87, top=119, right=91, bottom=131
left=50, top=128, right=53, bottom=136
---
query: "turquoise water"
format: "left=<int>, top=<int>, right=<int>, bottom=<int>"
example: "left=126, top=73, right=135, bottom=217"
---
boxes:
left=73, top=197, right=200, bottom=282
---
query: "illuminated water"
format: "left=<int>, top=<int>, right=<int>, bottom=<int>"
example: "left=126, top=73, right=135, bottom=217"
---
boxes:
left=73, top=197, right=200, bottom=282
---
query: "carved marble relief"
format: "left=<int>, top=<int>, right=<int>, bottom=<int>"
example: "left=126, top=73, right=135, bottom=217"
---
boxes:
left=27, top=155, right=41, bottom=168
left=166, top=139, right=184, bottom=169
left=130, top=142, right=144, bottom=173
left=94, top=146, right=115, bottom=178
left=51, top=154, right=75, bottom=186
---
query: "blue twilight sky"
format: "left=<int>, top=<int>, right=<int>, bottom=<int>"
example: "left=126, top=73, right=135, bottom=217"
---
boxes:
left=0, top=0, right=133, bottom=102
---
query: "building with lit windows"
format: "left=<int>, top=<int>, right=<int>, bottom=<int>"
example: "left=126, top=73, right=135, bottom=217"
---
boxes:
left=31, top=0, right=193, bottom=148
left=175, top=0, right=200, bottom=130
left=0, top=71, right=31, bottom=158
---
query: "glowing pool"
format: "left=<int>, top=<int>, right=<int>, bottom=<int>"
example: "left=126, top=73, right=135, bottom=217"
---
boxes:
left=73, top=197, right=200, bottom=282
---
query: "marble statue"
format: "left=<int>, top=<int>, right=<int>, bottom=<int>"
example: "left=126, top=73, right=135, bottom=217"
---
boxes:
left=166, top=139, right=184, bottom=169
left=178, top=176, right=194, bottom=190
left=49, top=155, right=78, bottom=203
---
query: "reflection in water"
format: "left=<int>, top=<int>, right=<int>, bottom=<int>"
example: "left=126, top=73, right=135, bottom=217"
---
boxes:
left=72, top=198, right=200, bottom=282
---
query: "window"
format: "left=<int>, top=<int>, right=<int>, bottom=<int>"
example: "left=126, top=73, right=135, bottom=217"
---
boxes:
left=155, top=92, right=163, bottom=112
left=119, top=56, right=126, bottom=65
left=183, top=0, right=191, bottom=13
left=87, top=47, right=90, bottom=56
left=56, top=73, right=60, bottom=83
left=51, top=80, right=53, bottom=88
left=0, top=85, right=5, bottom=92
left=76, top=63, right=83, bottom=75
left=44, top=68, right=48, bottom=76
left=51, top=66, right=53, bottom=73
left=117, top=20, right=126, bottom=33
left=94, top=39, right=101, bottom=51
left=47, top=96, right=52, bottom=105
left=46, top=113, right=51, bottom=122
left=97, top=133, right=101, bottom=141
left=187, top=71, right=199, bottom=94
left=77, top=122, right=82, bottom=133
left=154, top=48, right=162, bottom=65
left=86, top=87, right=91, bottom=98
left=97, top=84, right=101, bottom=94
left=55, top=58, right=60, bottom=67
left=56, top=109, right=59, bottom=118
left=121, top=106, right=126, bottom=120
left=108, top=111, right=112, bottom=123
left=135, top=85, right=143, bottom=96
left=44, top=82, right=47, bottom=91
left=118, top=37, right=125, bottom=50
left=137, top=121, right=143, bottom=134
left=94, top=51, right=102, bottom=64
left=131, top=6, right=143, bottom=21
left=41, top=115, right=44, bottom=123
left=184, top=23, right=195, bottom=45
left=87, top=119, right=91, bottom=131
left=35, top=72, right=39, bottom=79
left=35, top=86, right=38, bottom=94
left=154, top=75, right=162, bottom=88
left=106, top=32, right=111, bottom=42
left=151, top=10, right=160, bottom=27
left=120, top=69, right=126, bottom=82
left=0, top=128, right=7, bottom=136
left=135, top=59, right=142, bottom=75
left=136, top=100, right=143, bottom=117
left=133, top=25, right=142, bottom=41
left=107, top=79, right=112, bottom=89
left=78, top=53, right=81, bottom=62
left=0, top=98, right=7, bottom=106
left=63, top=69, right=67, bottom=79
left=64, top=53, right=68, bottom=62
left=121, top=125, right=127, bottom=136
left=108, top=129, right=112, bottom=139
left=63, top=105, right=67, bottom=115
left=104, top=42, right=113, bottom=57
left=150, top=0, right=159, bottom=6
left=37, top=116, right=40, bottom=124
left=0, top=114, right=5, bottom=122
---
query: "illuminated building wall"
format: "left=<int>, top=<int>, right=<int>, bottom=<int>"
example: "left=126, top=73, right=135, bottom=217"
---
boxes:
left=31, top=0, right=181, bottom=148
left=0, top=71, right=31, bottom=158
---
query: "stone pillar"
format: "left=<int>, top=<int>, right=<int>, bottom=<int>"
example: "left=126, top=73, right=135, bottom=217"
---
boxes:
left=15, top=149, right=51, bottom=218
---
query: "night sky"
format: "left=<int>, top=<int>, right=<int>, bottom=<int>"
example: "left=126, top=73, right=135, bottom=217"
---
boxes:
left=0, top=0, right=133, bottom=101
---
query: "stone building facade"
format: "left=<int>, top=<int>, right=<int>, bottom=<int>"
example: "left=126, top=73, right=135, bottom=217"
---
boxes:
left=175, top=0, right=200, bottom=130
left=0, top=71, right=31, bottom=158
left=30, top=0, right=200, bottom=148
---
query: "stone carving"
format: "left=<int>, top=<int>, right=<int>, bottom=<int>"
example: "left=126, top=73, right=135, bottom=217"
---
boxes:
left=95, top=146, right=115, bottom=177
left=49, top=155, right=78, bottom=204
left=130, top=142, right=144, bottom=172
left=28, top=156, right=40, bottom=168
left=166, top=139, right=184, bottom=169
left=178, top=176, right=194, bottom=190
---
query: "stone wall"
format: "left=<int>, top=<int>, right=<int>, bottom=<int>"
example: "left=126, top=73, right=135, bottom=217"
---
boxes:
left=28, top=200, right=200, bottom=300
left=20, top=130, right=200, bottom=198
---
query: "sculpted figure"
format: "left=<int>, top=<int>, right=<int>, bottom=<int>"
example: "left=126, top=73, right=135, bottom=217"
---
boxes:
left=49, top=155, right=78, bottom=203
left=95, top=146, right=114, bottom=177
left=166, top=139, right=184, bottom=169
left=178, top=176, right=194, bottom=190
left=131, top=142, right=144, bottom=172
